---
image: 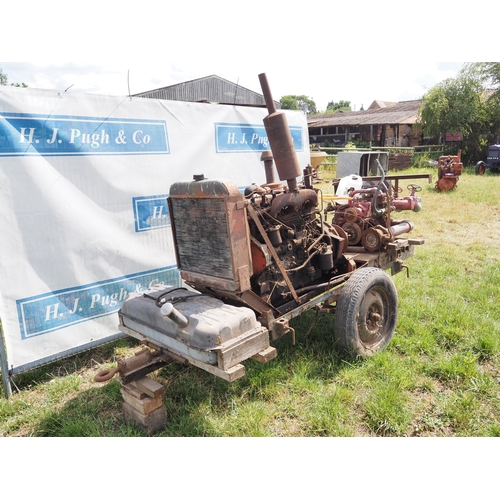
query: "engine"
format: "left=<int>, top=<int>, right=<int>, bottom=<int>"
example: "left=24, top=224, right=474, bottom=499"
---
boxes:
left=244, top=176, right=348, bottom=309
left=435, top=151, right=463, bottom=191
left=327, top=174, right=422, bottom=252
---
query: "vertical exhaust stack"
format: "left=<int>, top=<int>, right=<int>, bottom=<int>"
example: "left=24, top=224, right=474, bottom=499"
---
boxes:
left=260, top=150, right=276, bottom=184
left=259, top=73, right=302, bottom=191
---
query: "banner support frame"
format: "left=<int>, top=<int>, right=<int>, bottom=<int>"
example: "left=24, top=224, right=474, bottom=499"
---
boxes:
left=0, top=325, right=13, bottom=398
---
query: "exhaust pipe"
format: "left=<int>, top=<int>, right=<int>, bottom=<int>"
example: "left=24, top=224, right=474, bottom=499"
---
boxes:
left=259, top=73, right=301, bottom=191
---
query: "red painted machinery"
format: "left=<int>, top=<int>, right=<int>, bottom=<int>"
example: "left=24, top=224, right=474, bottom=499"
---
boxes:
left=328, top=173, right=422, bottom=252
left=435, top=151, right=463, bottom=191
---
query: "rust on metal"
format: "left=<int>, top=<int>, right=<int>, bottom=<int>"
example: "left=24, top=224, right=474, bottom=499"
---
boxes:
left=435, top=151, right=463, bottom=191
left=258, top=73, right=301, bottom=190
left=260, top=150, right=276, bottom=184
left=94, top=367, right=120, bottom=383
left=246, top=201, right=300, bottom=304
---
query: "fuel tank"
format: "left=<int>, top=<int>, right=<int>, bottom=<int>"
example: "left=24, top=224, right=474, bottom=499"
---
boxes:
left=118, top=285, right=268, bottom=366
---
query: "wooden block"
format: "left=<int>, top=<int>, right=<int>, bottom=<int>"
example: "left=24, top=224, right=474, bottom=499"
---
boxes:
left=122, top=402, right=167, bottom=435
left=188, top=357, right=246, bottom=382
left=132, top=377, right=165, bottom=398
left=223, top=364, right=246, bottom=382
left=251, top=346, right=277, bottom=363
left=121, top=386, right=163, bottom=415
left=216, top=327, right=270, bottom=371
left=121, top=382, right=148, bottom=400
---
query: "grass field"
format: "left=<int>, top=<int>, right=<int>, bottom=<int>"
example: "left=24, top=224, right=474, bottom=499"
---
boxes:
left=1, top=165, right=499, bottom=437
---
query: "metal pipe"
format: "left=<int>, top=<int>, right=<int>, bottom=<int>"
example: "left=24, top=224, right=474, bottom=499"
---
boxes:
left=260, top=151, right=276, bottom=184
left=161, top=302, right=189, bottom=328
left=0, top=325, right=12, bottom=397
left=258, top=73, right=277, bottom=115
left=258, top=73, right=301, bottom=191
left=392, top=197, right=422, bottom=212
left=389, top=220, right=414, bottom=237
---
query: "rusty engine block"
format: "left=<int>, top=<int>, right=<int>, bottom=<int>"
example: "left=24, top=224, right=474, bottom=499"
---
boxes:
left=169, top=75, right=353, bottom=313
left=169, top=74, right=423, bottom=311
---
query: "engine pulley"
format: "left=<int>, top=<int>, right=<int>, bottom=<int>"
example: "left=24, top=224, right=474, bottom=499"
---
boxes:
left=342, top=221, right=362, bottom=246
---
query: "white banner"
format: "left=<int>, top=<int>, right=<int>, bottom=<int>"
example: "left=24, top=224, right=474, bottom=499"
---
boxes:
left=0, top=86, right=310, bottom=375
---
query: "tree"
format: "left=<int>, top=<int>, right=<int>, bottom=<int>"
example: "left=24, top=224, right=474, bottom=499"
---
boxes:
left=417, top=72, right=487, bottom=161
left=460, top=62, right=500, bottom=92
left=0, top=67, right=27, bottom=88
left=280, top=95, right=317, bottom=115
left=461, top=62, right=500, bottom=144
left=325, top=100, right=351, bottom=114
left=418, top=63, right=500, bottom=161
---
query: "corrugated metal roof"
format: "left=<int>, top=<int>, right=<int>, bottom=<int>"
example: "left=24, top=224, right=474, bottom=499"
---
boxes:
left=133, top=74, right=279, bottom=107
left=308, top=100, right=421, bottom=127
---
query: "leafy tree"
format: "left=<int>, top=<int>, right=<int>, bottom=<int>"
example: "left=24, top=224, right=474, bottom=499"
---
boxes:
left=461, top=62, right=500, bottom=144
left=280, top=95, right=299, bottom=110
left=280, top=95, right=317, bottom=115
left=325, top=100, right=351, bottom=114
left=0, top=67, right=27, bottom=88
left=0, top=67, right=7, bottom=86
left=461, top=62, right=500, bottom=92
left=417, top=73, right=486, bottom=162
left=418, top=63, right=500, bottom=162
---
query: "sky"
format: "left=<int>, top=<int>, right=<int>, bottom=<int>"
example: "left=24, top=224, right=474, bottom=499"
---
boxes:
left=0, top=1, right=489, bottom=114
left=1, top=61, right=464, bottom=113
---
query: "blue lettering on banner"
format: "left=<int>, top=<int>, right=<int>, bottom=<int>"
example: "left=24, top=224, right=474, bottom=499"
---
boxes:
left=16, top=267, right=181, bottom=339
left=133, top=194, right=170, bottom=232
left=215, top=123, right=303, bottom=153
left=0, top=113, right=169, bottom=156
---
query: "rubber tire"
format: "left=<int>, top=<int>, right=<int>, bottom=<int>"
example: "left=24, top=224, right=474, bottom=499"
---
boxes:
left=476, top=162, right=486, bottom=175
left=334, top=267, right=398, bottom=357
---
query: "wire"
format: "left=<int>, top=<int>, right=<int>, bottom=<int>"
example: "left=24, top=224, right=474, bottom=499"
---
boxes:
left=142, top=287, right=210, bottom=308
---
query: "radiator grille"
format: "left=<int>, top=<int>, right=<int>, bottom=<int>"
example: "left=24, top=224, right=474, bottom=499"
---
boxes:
left=170, top=197, right=233, bottom=279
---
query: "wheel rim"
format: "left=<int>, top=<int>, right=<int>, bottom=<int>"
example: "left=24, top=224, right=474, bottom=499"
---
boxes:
left=357, top=287, right=392, bottom=348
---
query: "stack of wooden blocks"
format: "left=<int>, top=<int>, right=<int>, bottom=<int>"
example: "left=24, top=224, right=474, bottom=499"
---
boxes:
left=120, top=376, right=167, bottom=435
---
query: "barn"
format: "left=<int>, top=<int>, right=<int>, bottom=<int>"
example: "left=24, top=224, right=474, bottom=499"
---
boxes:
left=133, top=74, right=280, bottom=108
left=307, top=100, right=423, bottom=148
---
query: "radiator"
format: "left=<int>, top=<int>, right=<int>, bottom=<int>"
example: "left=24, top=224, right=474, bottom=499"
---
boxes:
left=168, top=177, right=252, bottom=293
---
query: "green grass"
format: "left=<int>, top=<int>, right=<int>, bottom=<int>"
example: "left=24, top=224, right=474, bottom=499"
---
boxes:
left=1, top=166, right=500, bottom=437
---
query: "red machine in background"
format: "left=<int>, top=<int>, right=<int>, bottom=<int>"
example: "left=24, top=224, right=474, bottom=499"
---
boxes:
left=435, top=151, right=463, bottom=191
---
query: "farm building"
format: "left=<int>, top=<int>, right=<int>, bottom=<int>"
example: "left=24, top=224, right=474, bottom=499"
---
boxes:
left=133, top=74, right=280, bottom=108
left=134, top=76, right=424, bottom=149
left=307, top=100, right=423, bottom=148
